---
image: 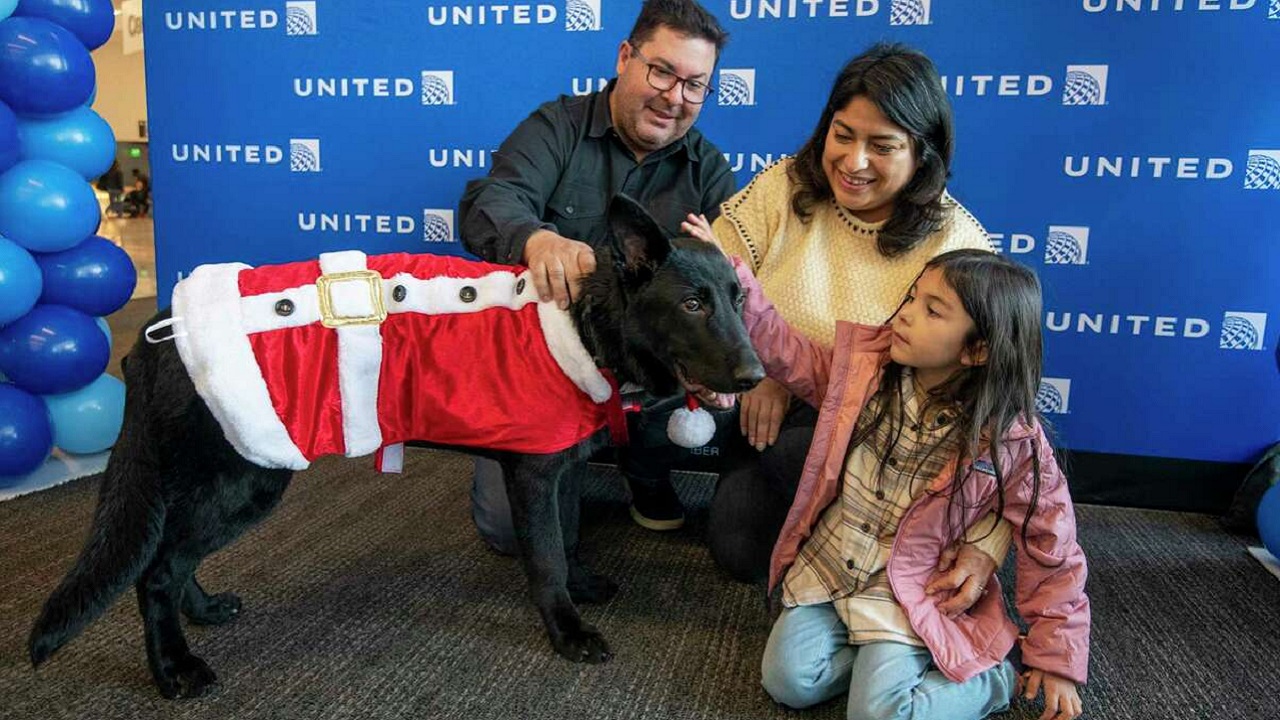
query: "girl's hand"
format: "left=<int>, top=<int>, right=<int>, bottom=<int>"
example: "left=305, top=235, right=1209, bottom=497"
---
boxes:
left=681, top=213, right=720, bottom=248
left=1022, top=669, right=1082, bottom=720
left=740, top=377, right=791, bottom=450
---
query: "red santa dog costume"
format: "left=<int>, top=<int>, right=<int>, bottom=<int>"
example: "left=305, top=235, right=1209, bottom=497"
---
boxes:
left=163, top=250, right=630, bottom=472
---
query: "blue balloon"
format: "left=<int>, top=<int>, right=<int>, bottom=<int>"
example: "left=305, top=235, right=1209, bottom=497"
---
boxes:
left=0, top=303, right=108, bottom=394
left=0, top=382, right=52, bottom=479
left=0, top=159, right=101, bottom=252
left=0, top=99, right=18, bottom=175
left=0, top=0, right=16, bottom=21
left=35, top=235, right=135, bottom=315
left=18, top=106, right=116, bottom=180
left=0, top=234, right=42, bottom=325
left=43, top=371, right=123, bottom=454
left=0, top=17, right=94, bottom=116
left=15, top=0, right=115, bottom=51
left=1259, top=483, right=1280, bottom=560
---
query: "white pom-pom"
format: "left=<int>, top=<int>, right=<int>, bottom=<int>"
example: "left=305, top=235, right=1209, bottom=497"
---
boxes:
left=667, top=395, right=716, bottom=448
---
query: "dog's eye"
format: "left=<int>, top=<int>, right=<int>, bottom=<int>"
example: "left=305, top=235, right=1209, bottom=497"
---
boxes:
left=682, top=298, right=703, bottom=313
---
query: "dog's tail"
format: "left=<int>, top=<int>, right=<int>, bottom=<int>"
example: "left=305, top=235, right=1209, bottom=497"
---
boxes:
left=29, top=348, right=167, bottom=667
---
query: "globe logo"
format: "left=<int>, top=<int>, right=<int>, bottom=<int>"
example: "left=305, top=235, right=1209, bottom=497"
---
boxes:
left=285, top=2, right=317, bottom=36
left=565, top=0, right=600, bottom=32
left=1270, top=0, right=1279, bottom=19
left=1062, top=70, right=1103, bottom=106
left=421, top=73, right=453, bottom=106
left=423, top=212, right=452, bottom=242
left=1244, top=153, right=1280, bottom=190
left=290, top=141, right=320, bottom=172
left=889, top=0, right=930, bottom=26
left=1045, top=230, right=1085, bottom=265
left=1035, top=381, right=1066, bottom=415
left=1220, top=315, right=1262, bottom=350
left=718, top=71, right=754, bottom=106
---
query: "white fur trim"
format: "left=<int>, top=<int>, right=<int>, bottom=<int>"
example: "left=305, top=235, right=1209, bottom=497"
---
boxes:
left=172, top=263, right=310, bottom=470
left=536, top=301, right=612, bottom=404
left=319, top=251, right=383, bottom=457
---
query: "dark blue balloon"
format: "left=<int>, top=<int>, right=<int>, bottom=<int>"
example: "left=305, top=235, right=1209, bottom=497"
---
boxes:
left=0, top=99, right=18, bottom=175
left=35, top=235, right=136, bottom=316
left=1259, top=483, right=1280, bottom=560
left=0, top=234, right=42, bottom=324
left=0, top=382, right=53, bottom=479
left=0, top=303, right=108, bottom=394
left=15, top=0, right=115, bottom=51
left=0, top=159, right=101, bottom=252
left=18, top=106, right=116, bottom=179
left=0, top=17, right=94, bottom=115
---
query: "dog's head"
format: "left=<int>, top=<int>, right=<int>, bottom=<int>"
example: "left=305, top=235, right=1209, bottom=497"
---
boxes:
left=600, top=195, right=765, bottom=406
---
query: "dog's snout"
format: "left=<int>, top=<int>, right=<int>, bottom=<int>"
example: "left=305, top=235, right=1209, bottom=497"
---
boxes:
left=734, top=364, right=766, bottom=392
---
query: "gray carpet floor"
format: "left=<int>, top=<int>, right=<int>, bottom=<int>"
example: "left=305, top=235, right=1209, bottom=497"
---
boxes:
left=2, top=449, right=1278, bottom=720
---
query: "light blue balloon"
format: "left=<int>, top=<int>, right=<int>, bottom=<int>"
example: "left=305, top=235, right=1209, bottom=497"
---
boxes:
left=0, top=234, right=41, bottom=325
left=0, top=0, right=16, bottom=22
left=0, top=159, right=100, bottom=252
left=18, top=106, right=116, bottom=180
left=43, top=371, right=124, bottom=454
left=94, top=315, right=110, bottom=346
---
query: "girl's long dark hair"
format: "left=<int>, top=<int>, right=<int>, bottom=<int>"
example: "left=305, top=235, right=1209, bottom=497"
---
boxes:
left=849, top=249, right=1052, bottom=558
left=789, top=42, right=954, bottom=258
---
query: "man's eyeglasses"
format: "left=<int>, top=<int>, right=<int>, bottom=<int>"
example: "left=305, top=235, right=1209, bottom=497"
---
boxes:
left=629, top=46, right=713, bottom=104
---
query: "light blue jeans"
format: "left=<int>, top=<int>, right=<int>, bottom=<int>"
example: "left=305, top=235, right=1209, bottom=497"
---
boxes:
left=761, top=603, right=1016, bottom=720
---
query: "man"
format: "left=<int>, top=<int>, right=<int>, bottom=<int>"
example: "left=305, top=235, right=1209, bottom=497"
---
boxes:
left=459, top=0, right=734, bottom=554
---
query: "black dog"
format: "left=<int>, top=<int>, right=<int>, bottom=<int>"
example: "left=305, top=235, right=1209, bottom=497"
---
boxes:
left=28, top=196, right=764, bottom=699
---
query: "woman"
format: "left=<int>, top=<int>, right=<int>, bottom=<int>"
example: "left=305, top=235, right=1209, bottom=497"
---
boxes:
left=683, top=43, right=1004, bottom=586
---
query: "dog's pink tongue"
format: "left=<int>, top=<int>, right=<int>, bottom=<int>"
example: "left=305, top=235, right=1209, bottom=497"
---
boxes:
left=698, top=391, right=736, bottom=410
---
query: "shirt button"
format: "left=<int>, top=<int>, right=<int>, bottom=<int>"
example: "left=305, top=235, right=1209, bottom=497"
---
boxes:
left=459, top=286, right=477, bottom=303
left=516, top=278, right=526, bottom=295
left=565, top=205, right=575, bottom=214
left=274, top=299, right=294, bottom=316
left=875, top=490, right=885, bottom=501
left=861, top=522, right=872, bottom=533
left=392, top=285, right=407, bottom=303
left=846, top=559, right=855, bottom=571
left=887, top=457, right=898, bottom=467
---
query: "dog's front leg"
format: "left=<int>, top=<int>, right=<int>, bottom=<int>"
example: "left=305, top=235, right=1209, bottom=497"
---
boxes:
left=558, top=458, right=618, bottom=605
left=503, top=455, right=612, bottom=664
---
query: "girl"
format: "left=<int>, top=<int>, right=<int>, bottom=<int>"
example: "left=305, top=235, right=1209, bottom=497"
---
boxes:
left=733, top=249, right=1089, bottom=720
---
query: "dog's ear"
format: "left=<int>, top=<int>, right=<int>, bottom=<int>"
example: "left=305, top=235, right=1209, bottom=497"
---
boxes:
left=608, top=194, right=671, bottom=275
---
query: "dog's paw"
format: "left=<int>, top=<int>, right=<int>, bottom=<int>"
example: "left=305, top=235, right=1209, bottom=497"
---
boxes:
left=184, top=592, right=242, bottom=626
left=552, top=626, right=612, bottom=664
left=155, top=653, right=219, bottom=700
left=567, top=572, right=619, bottom=605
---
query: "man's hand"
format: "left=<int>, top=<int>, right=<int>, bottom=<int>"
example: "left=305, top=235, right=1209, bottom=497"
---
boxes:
left=523, top=230, right=597, bottom=309
left=924, top=542, right=998, bottom=618
left=740, top=377, right=790, bottom=451
left=1023, top=669, right=1083, bottom=720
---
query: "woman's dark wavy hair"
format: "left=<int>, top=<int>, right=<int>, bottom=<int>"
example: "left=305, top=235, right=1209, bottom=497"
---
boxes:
left=789, top=42, right=954, bottom=257
left=848, top=250, right=1057, bottom=560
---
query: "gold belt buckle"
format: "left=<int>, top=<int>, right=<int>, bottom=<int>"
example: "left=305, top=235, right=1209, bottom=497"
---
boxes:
left=315, top=270, right=387, bottom=328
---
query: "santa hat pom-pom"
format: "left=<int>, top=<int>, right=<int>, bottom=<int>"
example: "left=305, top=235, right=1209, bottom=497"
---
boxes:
left=667, top=394, right=716, bottom=448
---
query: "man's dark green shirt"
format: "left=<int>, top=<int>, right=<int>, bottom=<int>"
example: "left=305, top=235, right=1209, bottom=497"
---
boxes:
left=459, top=81, right=735, bottom=264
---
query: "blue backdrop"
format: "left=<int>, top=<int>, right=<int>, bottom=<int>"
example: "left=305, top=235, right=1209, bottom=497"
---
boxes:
left=142, top=0, right=1279, bottom=466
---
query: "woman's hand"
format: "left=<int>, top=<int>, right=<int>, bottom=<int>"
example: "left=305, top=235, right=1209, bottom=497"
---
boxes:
left=681, top=213, right=720, bottom=248
left=740, top=377, right=791, bottom=451
left=1022, top=669, right=1082, bottom=720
